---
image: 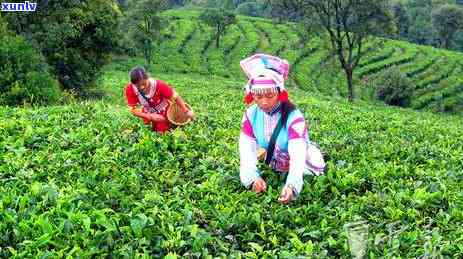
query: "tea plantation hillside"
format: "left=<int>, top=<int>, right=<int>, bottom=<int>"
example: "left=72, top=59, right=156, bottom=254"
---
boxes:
left=152, top=9, right=463, bottom=115
left=0, top=57, right=462, bottom=257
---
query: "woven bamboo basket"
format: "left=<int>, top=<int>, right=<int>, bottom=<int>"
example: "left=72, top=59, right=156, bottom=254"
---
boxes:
left=167, top=101, right=193, bottom=126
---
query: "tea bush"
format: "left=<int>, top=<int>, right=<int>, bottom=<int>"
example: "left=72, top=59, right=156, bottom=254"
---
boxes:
left=375, top=67, right=414, bottom=107
left=0, top=34, right=60, bottom=106
left=1, top=60, right=462, bottom=257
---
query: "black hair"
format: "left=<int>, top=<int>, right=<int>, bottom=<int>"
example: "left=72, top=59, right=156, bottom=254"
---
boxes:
left=278, top=88, right=296, bottom=127
left=129, top=66, right=148, bottom=85
left=281, top=101, right=296, bottom=127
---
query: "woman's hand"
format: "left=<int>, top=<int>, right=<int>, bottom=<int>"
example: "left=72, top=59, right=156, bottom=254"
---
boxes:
left=278, top=186, right=294, bottom=204
left=130, top=106, right=139, bottom=114
left=130, top=107, right=145, bottom=117
left=175, top=95, right=195, bottom=119
left=252, top=177, right=267, bottom=193
left=149, top=113, right=167, bottom=122
left=185, top=110, right=195, bottom=119
left=257, top=148, right=266, bottom=161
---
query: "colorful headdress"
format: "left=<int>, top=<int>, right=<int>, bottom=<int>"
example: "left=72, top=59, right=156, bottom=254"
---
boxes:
left=240, top=54, right=290, bottom=104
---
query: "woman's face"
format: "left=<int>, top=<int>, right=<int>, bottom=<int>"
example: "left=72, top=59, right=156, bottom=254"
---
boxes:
left=253, top=92, right=279, bottom=113
left=137, top=78, right=149, bottom=91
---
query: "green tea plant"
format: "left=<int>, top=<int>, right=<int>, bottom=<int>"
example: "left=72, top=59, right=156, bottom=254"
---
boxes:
left=253, top=21, right=285, bottom=56
left=153, top=19, right=196, bottom=73
left=1, top=58, right=462, bottom=257
left=374, top=67, right=414, bottom=107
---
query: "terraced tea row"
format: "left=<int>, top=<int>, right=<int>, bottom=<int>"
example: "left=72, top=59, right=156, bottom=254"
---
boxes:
left=152, top=10, right=463, bottom=114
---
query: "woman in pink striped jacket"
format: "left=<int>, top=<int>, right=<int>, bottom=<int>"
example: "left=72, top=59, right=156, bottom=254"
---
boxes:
left=239, top=54, right=325, bottom=203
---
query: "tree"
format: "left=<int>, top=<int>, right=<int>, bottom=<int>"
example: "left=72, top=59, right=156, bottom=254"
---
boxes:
left=406, top=0, right=434, bottom=45
left=200, top=8, right=236, bottom=48
left=236, top=2, right=266, bottom=17
left=221, top=0, right=235, bottom=10
left=0, top=33, right=60, bottom=106
left=456, top=30, right=463, bottom=51
left=268, top=0, right=394, bottom=102
left=128, top=0, right=169, bottom=68
left=432, top=4, right=463, bottom=49
left=267, top=0, right=302, bottom=22
left=0, top=14, right=7, bottom=36
left=3, top=0, right=121, bottom=93
left=294, top=18, right=312, bottom=48
left=169, top=0, right=188, bottom=7
left=374, top=67, right=413, bottom=107
left=116, top=0, right=129, bottom=9
left=391, top=0, right=410, bottom=39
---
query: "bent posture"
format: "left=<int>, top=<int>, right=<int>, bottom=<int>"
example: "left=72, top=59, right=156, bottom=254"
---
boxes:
left=239, top=54, right=325, bottom=203
left=124, top=66, right=194, bottom=133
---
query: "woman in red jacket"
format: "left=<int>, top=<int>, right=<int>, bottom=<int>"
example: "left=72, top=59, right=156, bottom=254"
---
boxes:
left=124, top=66, right=195, bottom=133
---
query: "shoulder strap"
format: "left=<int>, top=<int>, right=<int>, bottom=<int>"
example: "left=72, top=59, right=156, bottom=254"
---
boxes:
left=265, top=117, right=283, bottom=165
left=134, top=84, right=160, bottom=113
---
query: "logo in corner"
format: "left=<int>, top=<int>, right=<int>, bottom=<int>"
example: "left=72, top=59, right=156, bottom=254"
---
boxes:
left=1, top=1, right=37, bottom=12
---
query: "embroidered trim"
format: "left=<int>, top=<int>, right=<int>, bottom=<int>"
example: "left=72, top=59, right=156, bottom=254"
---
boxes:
left=132, top=79, right=168, bottom=114
left=171, top=91, right=179, bottom=101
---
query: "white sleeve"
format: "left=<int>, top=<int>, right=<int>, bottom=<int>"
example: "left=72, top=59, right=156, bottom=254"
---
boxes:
left=286, top=138, right=307, bottom=196
left=239, top=133, right=260, bottom=188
